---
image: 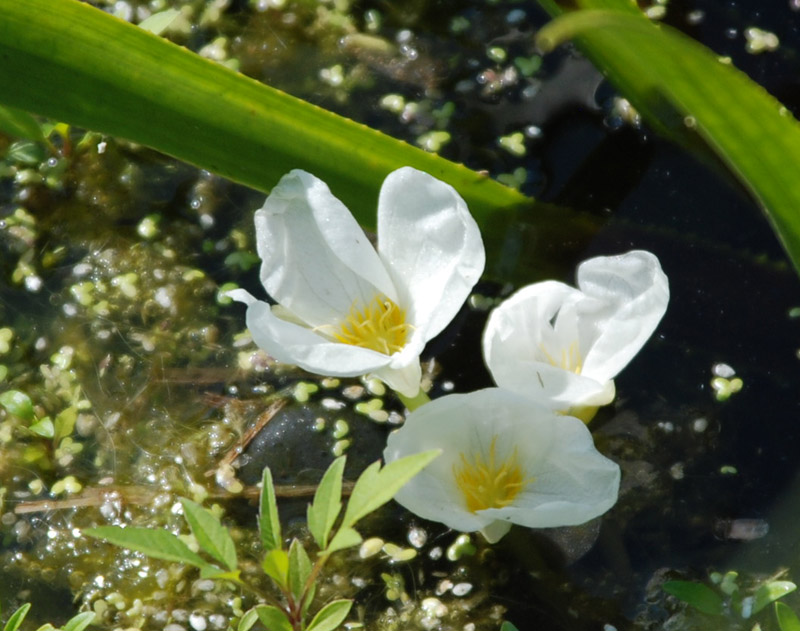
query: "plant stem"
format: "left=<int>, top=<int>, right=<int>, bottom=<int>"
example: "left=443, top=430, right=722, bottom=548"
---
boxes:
left=395, top=389, right=431, bottom=411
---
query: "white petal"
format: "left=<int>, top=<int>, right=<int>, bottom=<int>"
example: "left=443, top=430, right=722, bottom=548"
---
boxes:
left=483, top=282, right=613, bottom=407
left=377, top=167, right=485, bottom=340
left=383, top=389, right=620, bottom=535
left=480, top=415, right=620, bottom=528
left=577, top=250, right=669, bottom=381
left=245, top=300, right=392, bottom=376
left=480, top=520, right=513, bottom=544
left=372, top=360, right=422, bottom=398
left=255, top=170, right=396, bottom=327
left=226, top=288, right=258, bottom=306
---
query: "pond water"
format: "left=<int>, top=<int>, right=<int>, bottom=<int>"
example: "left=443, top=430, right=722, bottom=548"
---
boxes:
left=2, top=0, right=800, bottom=630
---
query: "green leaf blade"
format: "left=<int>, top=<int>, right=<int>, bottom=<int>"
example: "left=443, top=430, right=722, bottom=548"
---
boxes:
left=341, top=450, right=440, bottom=530
left=259, top=467, right=282, bottom=553
left=662, top=580, right=724, bottom=616
left=261, top=548, right=289, bottom=589
left=776, top=602, right=800, bottom=631
left=84, top=525, right=218, bottom=573
left=307, top=456, right=345, bottom=550
left=3, top=603, right=31, bottom=631
left=324, top=527, right=362, bottom=555
left=179, top=499, right=238, bottom=572
left=754, top=581, right=797, bottom=614
left=287, top=539, right=313, bottom=606
left=0, top=0, right=530, bottom=230
left=306, top=599, right=352, bottom=631
left=254, top=605, right=292, bottom=631
left=60, top=612, right=96, bottom=631
left=0, top=105, right=44, bottom=142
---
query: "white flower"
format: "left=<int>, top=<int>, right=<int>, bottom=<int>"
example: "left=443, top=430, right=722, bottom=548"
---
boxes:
left=482, top=250, right=669, bottom=418
left=383, top=388, right=620, bottom=543
left=228, top=167, right=485, bottom=397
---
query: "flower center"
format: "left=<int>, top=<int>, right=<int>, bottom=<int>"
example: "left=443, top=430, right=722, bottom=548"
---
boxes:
left=453, top=437, right=532, bottom=513
left=332, top=295, right=410, bottom=355
left=540, top=340, right=583, bottom=374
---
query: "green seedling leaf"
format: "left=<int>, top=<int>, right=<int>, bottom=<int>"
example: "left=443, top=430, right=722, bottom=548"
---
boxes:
left=262, top=548, right=289, bottom=589
left=259, top=467, right=282, bottom=553
left=28, top=417, right=54, bottom=439
left=341, top=450, right=440, bottom=529
left=237, top=608, right=260, bottom=631
left=754, top=581, right=797, bottom=614
left=33, top=626, right=56, bottom=631
left=324, top=527, right=362, bottom=555
left=53, top=406, right=78, bottom=443
left=180, top=499, right=238, bottom=572
left=307, top=456, right=345, bottom=549
left=287, top=539, right=313, bottom=605
left=0, top=105, right=44, bottom=142
left=0, top=390, right=34, bottom=421
left=255, top=605, right=292, bottom=631
left=305, top=599, right=352, bottom=631
left=662, top=580, right=724, bottom=616
left=137, top=8, right=180, bottom=35
left=776, top=602, right=800, bottom=631
left=85, top=526, right=219, bottom=574
left=60, top=612, right=96, bottom=631
left=500, top=623, right=520, bottom=631
left=6, top=140, right=45, bottom=165
left=3, top=603, right=30, bottom=631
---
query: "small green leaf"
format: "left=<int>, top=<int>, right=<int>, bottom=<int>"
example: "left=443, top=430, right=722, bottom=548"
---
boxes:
left=254, top=605, right=292, bottom=631
left=262, top=548, right=289, bottom=589
left=237, top=608, right=260, bottom=631
left=776, top=602, right=800, bottom=631
left=0, top=105, right=44, bottom=142
left=60, top=612, right=96, bottom=631
left=179, top=499, right=237, bottom=572
left=137, top=8, right=180, bottom=35
left=0, top=390, right=34, bottom=421
left=287, top=539, right=313, bottom=605
left=500, top=623, right=520, bottom=631
left=324, top=527, right=362, bottom=555
left=259, top=467, right=282, bottom=553
left=306, top=599, right=352, bottom=631
left=754, top=581, right=797, bottom=614
left=53, top=406, right=78, bottom=443
left=85, top=526, right=218, bottom=573
left=3, top=603, right=30, bottom=631
left=6, top=139, right=45, bottom=165
left=33, top=626, right=56, bottom=631
left=340, top=451, right=440, bottom=529
left=307, top=456, right=345, bottom=549
left=662, top=580, right=724, bottom=616
left=28, top=417, right=54, bottom=438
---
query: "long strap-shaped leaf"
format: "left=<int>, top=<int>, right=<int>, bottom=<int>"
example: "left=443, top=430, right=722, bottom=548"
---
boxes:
left=536, top=0, right=800, bottom=274
left=0, top=0, right=529, bottom=226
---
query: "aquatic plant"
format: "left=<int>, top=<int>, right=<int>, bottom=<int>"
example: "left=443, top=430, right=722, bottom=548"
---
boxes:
left=85, top=452, right=438, bottom=631
left=482, top=250, right=669, bottom=421
left=228, top=167, right=484, bottom=400
left=382, top=388, right=620, bottom=543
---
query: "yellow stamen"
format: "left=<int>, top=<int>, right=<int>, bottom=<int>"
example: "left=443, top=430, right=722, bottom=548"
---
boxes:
left=540, top=340, right=583, bottom=374
left=332, top=295, right=410, bottom=355
left=453, top=437, right=532, bottom=513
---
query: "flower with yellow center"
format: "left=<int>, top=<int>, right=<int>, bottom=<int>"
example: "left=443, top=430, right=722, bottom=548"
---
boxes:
left=227, top=167, right=485, bottom=397
left=454, top=437, right=532, bottom=512
left=483, top=251, right=669, bottom=420
left=384, top=388, right=620, bottom=543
